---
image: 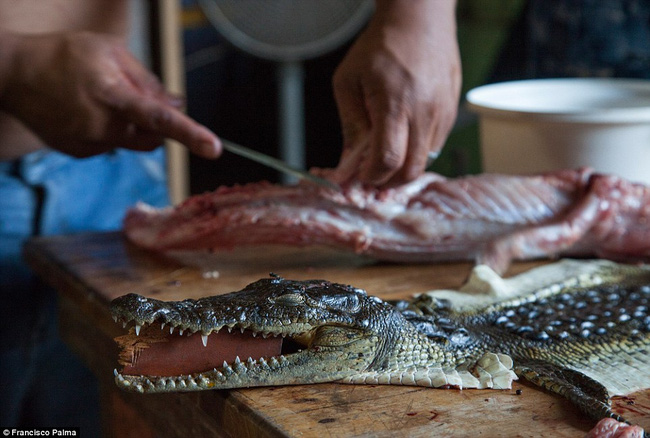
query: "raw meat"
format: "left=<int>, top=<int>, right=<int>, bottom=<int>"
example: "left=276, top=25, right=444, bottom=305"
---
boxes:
left=585, top=418, right=644, bottom=438
left=124, top=169, right=650, bottom=273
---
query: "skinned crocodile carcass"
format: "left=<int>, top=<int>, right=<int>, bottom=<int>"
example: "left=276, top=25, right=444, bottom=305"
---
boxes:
left=111, top=260, right=650, bottom=435
left=124, top=169, right=650, bottom=274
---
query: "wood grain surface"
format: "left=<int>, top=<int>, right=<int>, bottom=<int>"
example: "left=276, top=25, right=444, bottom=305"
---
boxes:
left=24, top=232, right=650, bottom=438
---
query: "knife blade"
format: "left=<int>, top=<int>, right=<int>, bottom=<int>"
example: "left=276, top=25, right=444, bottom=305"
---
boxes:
left=220, top=139, right=341, bottom=191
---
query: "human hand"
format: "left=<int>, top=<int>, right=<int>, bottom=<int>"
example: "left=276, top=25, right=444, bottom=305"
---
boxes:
left=0, top=31, right=221, bottom=158
left=332, top=0, right=461, bottom=186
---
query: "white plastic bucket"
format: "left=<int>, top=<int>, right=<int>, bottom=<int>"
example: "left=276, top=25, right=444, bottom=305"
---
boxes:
left=466, top=78, right=650, bottom=184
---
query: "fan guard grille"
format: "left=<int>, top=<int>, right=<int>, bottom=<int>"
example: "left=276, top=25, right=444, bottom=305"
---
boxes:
left=198, top=0, right=374, bottom=61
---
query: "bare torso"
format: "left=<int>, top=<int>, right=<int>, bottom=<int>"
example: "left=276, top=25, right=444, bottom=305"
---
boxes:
left=0, top=0, right=130, bottom=160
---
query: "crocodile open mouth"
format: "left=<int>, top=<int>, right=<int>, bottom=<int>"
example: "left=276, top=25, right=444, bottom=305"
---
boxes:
left=114, top=321, right=306, bottom=377
left=109, top=278, right=377, bottom=392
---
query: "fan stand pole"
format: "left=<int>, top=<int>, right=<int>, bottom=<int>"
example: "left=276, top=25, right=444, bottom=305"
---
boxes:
left=277, top=60, right=306, bottom=184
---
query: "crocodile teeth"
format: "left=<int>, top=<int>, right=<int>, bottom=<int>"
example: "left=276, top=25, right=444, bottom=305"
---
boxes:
left=169, top=326, right=174, bottom=335
left=210, top=370, right=226, bottom=382
left=234, top=358, right=247, bottom=374
left=222, top=361, right=234, bottom=375
left=259, top=357, right=269, bottom=369
left=112, top=316, right=118, bottom=323
left=135, top=325, right=142, bottom=336
left=179, top=329, right=184, bottom=336
left=201, top=335, right=208, bottom=347
left=161, top=323, right=165, bottom=330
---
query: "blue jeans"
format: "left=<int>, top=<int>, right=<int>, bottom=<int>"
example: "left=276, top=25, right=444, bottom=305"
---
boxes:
left=0, top=148, right=169, bottom=433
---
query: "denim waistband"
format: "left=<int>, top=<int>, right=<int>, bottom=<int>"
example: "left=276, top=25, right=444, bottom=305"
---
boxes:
left=0, top=157, right=18, bottom=174
left=1, top=147, right=169, bottom=236
left=0, top=149, right=70, bottom=182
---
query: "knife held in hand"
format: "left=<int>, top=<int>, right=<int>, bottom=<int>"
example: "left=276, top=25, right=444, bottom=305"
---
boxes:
left=220, top=139, right=340, bottom=191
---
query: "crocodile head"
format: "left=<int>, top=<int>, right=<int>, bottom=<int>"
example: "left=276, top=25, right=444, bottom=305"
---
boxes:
left=111, top=275, right=429, bottom=393
left=109, top=262, right=650, bottom=435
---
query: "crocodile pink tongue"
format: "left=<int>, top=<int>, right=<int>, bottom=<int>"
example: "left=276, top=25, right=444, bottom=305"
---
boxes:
left=116, top=327, right=283, bottom=377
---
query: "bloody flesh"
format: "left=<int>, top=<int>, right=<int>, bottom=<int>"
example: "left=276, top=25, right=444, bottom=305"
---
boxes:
left=123, top=169, right=650, bottom=274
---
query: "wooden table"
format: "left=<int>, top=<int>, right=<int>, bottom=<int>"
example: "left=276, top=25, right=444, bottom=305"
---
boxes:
left=24, top=232, right=650, bottom=437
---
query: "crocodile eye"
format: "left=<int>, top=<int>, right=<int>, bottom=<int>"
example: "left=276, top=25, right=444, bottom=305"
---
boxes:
left=272, top=293, right=305, bottom=305
left=322, top=294, right=360, bottom=312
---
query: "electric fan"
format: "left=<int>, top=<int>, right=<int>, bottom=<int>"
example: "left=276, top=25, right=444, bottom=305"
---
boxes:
left=197, top=0, right=374, bottom=181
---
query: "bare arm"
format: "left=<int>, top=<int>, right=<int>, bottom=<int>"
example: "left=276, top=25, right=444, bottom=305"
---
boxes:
left=332, top=0, right=461, bottom=186
left=0, top=31, right=222, bottom=158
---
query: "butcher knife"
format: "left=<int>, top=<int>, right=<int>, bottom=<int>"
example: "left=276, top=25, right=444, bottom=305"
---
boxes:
left=220, top=139, right=340, bottom=191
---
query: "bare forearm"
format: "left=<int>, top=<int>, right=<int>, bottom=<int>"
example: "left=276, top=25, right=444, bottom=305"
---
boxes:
left=0, top=30, right=221, bottom=159
left=373, top=0, right=458, bottom=31
left=371, top=0, right=460, bottom=87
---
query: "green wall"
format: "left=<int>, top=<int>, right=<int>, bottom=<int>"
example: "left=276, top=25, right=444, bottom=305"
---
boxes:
left=429, top=0, right=525, bottom=176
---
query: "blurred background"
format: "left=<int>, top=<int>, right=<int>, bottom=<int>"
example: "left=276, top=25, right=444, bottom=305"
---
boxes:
left=168, top=0, right=526, bottom=192
left=138, top=0, right=648, bottom=194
